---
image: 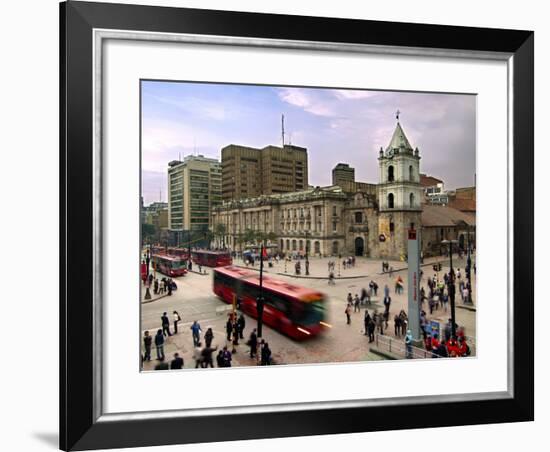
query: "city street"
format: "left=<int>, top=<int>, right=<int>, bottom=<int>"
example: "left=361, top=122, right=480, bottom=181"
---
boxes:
left=141, top=254, right=476, bottom=370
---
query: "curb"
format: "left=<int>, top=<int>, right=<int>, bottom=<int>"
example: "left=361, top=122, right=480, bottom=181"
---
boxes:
left=141, top=293, right=169, bottom=304
left=369, top=347, right=398, bottom=360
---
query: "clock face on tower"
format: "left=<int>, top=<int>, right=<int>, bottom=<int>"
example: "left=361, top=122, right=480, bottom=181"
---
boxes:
left=388, top=148, right=394, bottom=157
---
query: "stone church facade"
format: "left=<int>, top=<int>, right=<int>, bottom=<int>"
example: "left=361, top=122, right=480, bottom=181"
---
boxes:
left=211, top=120, right=472, bottom=260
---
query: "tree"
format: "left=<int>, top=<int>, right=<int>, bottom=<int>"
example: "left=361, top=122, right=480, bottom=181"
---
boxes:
left=141, top=223, right=156, bottom=244
left=214, top=223, right=227, bottom=248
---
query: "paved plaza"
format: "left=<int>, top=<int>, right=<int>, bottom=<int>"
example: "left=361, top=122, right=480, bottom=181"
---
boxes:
left=141, top=254, right=476, bottom=370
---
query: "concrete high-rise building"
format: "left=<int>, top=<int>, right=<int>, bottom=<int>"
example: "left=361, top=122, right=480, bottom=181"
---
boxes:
left=168, top=155, right=222, bottom=241
left=221, top=144, right=308, bottom=201
left=332, top=163, right=355, bottom=186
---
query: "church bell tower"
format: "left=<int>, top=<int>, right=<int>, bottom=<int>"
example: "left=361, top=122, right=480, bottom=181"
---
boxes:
left=377, top=111, right=423, bottom=260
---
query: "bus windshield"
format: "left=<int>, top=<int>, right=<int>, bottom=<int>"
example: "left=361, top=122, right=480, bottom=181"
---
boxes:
left=171, top=260, right=187, bottom=270
left=291, top=300, right=324, bottom=325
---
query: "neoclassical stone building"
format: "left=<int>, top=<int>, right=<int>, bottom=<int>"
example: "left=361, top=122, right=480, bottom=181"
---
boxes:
left=211, top=120, right=474, bottom=260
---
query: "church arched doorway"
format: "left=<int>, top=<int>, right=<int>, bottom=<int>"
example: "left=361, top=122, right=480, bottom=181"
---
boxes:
left=459, top=233, right=465, bottom=251
left=354, top=237, right=364, bottom=256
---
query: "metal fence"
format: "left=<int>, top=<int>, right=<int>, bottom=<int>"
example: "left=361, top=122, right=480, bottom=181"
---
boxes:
left=372, top=333, right=476, bottom=360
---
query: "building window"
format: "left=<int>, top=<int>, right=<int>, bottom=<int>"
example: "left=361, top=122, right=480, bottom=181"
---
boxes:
left=280, top=239, right=284, bottom=250
left=388, top=165, right=394, bottom=182
left=292, top=240, right=297, bottom=251
left=332, top=221, right=337, bottom=232
left=332, top=241, right=339, bottom=255
left=409, top=165, right=414, bottom=181
left=299, top=240, right=303, bottom=251
left=332, top=206, right=337, bottom=216
left=354, top=212, right=363, bottom=223
left=286, top=239, right=290, bottom=249
left=314, top=241, right=320, bottom=254
left=388, top=193, right=394, bottom=209
left=390, top=222, right=395, bottom=234
left=410, top=192, right=415, bottom=208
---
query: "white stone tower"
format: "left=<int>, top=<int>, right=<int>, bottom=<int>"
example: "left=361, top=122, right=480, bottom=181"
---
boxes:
left=377, top=112, right=423, bottom=259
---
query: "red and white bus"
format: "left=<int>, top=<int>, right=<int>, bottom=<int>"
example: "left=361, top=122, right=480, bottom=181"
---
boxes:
left=193, top=250, right=232, bottom=267
left=152, top=254, right=188, bottom=277
left=213, top=266, right=326, bottom=340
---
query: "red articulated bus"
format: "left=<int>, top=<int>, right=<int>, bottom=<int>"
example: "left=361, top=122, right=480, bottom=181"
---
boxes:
left=193, top=250, right=232, bottom=267
left=152, top=254, right=188, bottom=277
left=213, top=266, right=326, bottom=340
left=166, top=247, right=189, bottom=259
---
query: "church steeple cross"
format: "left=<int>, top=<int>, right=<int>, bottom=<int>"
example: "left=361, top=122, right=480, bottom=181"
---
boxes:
left=395, top=109, right=401, bottom=121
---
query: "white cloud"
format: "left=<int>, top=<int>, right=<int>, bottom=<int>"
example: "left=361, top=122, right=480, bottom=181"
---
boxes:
left=332, top=89, right=378, bottom=100
left=277, top=88, right=335, bottom=117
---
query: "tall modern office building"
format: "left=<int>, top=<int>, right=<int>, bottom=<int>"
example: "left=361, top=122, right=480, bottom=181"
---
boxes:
left=221, top=144, right=308, bottom=201
left=168, top=155, right=222, bottom=242
left=332, top=163, right=355, bottom=186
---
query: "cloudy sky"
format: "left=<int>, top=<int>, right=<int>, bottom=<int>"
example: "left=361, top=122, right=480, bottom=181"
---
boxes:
left=141, top=80, right=476, bottom=205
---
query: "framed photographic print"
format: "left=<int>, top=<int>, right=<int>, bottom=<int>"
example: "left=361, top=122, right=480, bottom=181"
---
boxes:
left=60, top=1, right=534, bottom=450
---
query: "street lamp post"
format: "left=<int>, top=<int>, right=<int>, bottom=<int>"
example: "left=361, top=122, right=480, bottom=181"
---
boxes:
left=442, top=239, right=458, bottom=339
left=465, top=227, right=474, bottom=305
left=256, top=240, right=266, bottom=364
left=305, top=231, right=310, bottom=276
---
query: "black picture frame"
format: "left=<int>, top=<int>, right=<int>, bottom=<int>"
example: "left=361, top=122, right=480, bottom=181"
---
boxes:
left=60, top=1, right=534, bottom=450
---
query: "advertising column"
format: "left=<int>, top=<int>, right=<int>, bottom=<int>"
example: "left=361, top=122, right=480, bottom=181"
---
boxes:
left=407, top=228, right=422, bottom=344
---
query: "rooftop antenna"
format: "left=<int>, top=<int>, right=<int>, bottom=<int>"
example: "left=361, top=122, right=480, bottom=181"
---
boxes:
left=281, top=114, right=285, bottom=147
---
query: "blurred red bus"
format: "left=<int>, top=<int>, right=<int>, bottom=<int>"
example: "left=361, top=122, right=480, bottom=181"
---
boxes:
left=193, top=250, right=232, bottom=267
left=152, top=254, right=188, bottom=277
left=167, top=247, right=189, bottom=259
left=213, top=266, right=326, bottom=340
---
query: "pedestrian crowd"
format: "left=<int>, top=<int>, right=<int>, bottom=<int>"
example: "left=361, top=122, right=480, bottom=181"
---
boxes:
left=142, top=309, right=275, bottom=370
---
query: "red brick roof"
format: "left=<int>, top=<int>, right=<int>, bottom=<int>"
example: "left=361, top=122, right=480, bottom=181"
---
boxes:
left=421, top=204, right=475, bottom=227
left=420, top=174, right=443, bottom=187
left=448, top=198, right=476, bottom=212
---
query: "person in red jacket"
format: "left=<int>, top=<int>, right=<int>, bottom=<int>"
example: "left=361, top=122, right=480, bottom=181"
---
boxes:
left=446, top=337, right=460, bottom=357
left=456, top=336, right=470, bottom=357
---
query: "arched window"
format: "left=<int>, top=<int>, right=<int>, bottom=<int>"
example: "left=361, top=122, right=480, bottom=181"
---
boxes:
left=355, top=212, right=363, bottom=223
left=292, top=240, right=297, bottom=251
left=286, top=239, right=290, bottom=249
left=280, top=239, right=284, bottom=250
left=299, top=240, right=304, bottom=251
left=388, top=165, right=394, bottom=182
left=314, top=241, right=320, bottom=254
left=409, top=165, right=414, bottom=181
left=410, top=192, right=415, bottom=208
left=388, top=193, right=394, bottom=209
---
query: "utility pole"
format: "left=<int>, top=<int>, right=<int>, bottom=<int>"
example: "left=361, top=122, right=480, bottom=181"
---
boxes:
left=443, top=239, right=458, bottom=338
left=465, top=226, right=474, bottom=305
left=256, top=241, right=266, bottom=364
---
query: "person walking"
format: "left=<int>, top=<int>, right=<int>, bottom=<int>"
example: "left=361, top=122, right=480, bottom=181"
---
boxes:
left=367, top=318, right=375, bottom=343
left=226, top=318, right=233, bottom=341
left=363, top=310, right=371, bottom=336
left=248, top=329, right=258, bottom=358
left=154, top=329, right=165, bottom=361
left=143, top=330, right=152, bottom=361
left=170, top=353, right=184, bottom=369
left=261, top=342, right=272, bottom=365
left=173, top=310, right=181, bottom=334
left=328, top=271, right=335, bottom=285
left=237, top=314, right=245, bottom=339
left=204, top=327, right=214, bottom=348
left=193, top=342, right=203, bottom=368
left=345, top=303, right=352, bottom=325
left=405, top=330, right=413, bottom=359
left=221, top=346, right=232, bottom=367
left=190, top=320, right=202, bottom=346
left=161, top=312, right=171, bottom=336
left=201, top=345, right=218, bottom=368
left=353, top=294, right=360, bottom=313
